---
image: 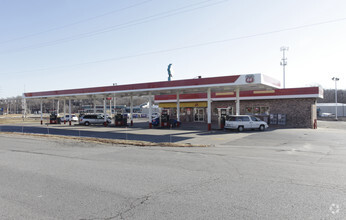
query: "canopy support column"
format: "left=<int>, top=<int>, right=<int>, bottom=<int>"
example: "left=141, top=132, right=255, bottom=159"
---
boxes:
left=235, top=87, right=240, bottom=115
left=93, top=97, right=97, bottom=113
left=40, top=99, right=43, bottom=125
left=109, top=99, right=112, bottom=116
left=207, top=88, right=212, bottom=131
left=63, top=99, right=66, bottom=124
left=149, top=92, right=152, bottom=128
left=176, top=91, right=180, bottom=127
left=68, top=99, right=72, bottom=126
left=130, top=95, right=133, bottom=126
left=57, top=100, right=59, bottom=116
left=103, top=97, right=107, bottom=127
left=113, top=95, right=116, bottom=114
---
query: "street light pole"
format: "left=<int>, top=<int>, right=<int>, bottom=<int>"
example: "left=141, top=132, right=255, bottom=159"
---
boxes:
left=332, top=77, right=339, bottom=120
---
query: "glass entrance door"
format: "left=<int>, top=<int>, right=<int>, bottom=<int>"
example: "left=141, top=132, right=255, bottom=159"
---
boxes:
left=194, top=108, right=205, bottom=122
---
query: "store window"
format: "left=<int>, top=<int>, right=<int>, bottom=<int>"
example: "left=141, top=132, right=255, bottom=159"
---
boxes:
left=245, top=107, right=253, bottom=114
left=254, top=107, right=260, bottom=114
left=172, top=108, right=177, bottom=116
left=245, top=106, right=270, bottom=115
left=261, top=107, right=270, bottom=115
left=213, top=108, right=218, bottom=115
left=194, top=108, right=205, bottom=122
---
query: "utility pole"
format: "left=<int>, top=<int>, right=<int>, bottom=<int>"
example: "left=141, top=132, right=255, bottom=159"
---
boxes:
left=280, top=47, right=289, bottom=88
left=332, top=77, right=339, bottom=120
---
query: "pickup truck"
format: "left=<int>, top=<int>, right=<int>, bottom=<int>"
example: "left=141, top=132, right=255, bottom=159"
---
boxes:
left=224, top=115, right=268, bottom=132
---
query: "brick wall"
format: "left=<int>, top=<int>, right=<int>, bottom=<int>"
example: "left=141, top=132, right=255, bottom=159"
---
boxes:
left=161, top=98, right=318, bottom=128
left=212, top=98, right=317, bottom=128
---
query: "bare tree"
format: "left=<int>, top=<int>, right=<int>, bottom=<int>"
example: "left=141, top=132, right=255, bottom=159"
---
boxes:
left=320, top=89, right=346, bottom=103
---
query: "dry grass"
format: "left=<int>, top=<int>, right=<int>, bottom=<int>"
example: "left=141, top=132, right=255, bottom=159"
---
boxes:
left=0, top=132, right=209, bottom=148
left=0, top=115, right=44, bottom=124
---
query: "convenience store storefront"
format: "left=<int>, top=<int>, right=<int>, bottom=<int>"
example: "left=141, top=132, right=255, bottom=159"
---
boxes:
left=155, top=87, right=323, bottom=128
left=158, top=102, right=208, bottom=122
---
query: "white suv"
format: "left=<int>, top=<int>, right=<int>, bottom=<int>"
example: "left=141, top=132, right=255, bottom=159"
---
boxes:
left=79, top=114, right=111, bottom=126
left=225, top=115, right=268, bottom=132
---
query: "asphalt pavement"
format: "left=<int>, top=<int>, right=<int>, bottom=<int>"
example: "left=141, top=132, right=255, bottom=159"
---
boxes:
left=0, top=120, right=346, bottom=219
left=0, top=119, right=257, bottom=146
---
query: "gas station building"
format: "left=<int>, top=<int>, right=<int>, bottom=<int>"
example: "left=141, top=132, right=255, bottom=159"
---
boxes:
left=155, top=87, right=323, bottom=128
left=23, top=73, right=323, bottom=130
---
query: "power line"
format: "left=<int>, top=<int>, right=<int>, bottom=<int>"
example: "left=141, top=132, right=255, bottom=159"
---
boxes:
left=0, top=0, right=153, bottom=45
left=0, top=0, right=224, bottom=53
left=2, top=16, right=346, bottom=76
left=0, top=0, right=228, bottom=54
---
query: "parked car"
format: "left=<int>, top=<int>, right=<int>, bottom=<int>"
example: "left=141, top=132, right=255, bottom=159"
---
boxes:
left=224, top=115, right=268, bottom=132
left=151, top=112, right=160, bottom=118
left=79, top=114, right=111, bottom=126
left=60, top=114, right=78, bottom=122
left=320, top=113, right=335, bottom=117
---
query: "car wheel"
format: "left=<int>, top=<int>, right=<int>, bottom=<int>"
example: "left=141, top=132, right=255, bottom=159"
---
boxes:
left=238, top=126, right=244, bottom=132
left=259, top=125, right=265, bottom=131
left=84, top=121, right=90, bottom=126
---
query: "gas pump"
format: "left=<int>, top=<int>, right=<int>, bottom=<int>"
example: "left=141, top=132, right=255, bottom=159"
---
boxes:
left=114, top=111, right=127, bottom=126
left=160, top=109, right=170, bottom=128
left=49, top=113, right=60, bottom=124
left=218, top=107, right=232, bottom=129
left=152, top=109, right=173, bottom=128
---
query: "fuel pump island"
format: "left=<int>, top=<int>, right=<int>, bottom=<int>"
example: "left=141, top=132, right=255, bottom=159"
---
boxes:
left=152, top=109, right=178, bottom=128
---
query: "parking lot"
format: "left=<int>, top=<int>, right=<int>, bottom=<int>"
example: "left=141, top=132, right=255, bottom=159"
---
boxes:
left=0, top=120, right=346, bottom=219
left=0, top=118, right=345, bottom=146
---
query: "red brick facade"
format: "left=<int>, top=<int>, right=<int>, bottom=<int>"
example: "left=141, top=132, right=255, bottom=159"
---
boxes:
left=211, top=98, right=317, bottom=128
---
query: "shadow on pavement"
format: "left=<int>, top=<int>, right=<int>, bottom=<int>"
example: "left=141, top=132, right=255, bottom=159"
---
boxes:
left=0, top=125, right=192, bottom=143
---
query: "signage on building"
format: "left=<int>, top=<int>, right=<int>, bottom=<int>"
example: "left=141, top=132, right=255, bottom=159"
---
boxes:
left=245, top=74, right=255, bottom=83
left=159, top=102, right=207, bottom=108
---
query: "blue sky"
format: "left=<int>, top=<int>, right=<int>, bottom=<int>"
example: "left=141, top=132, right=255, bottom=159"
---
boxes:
left=1, top=0, right=346, bottom=98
